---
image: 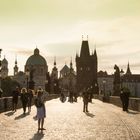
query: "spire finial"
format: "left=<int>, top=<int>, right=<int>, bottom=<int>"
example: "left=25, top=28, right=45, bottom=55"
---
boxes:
left=126, top=61, right=132, bottom=75
left=82, top=35, right=84, bottom=41
left=54, top=56, right=56, bottom=66
left=94, top=41, right=96, bottom=49
left=15, top=55, right=17, bottom=65
left=87, top=35, right=88, bottom=40
left=70, top=57, right=72, bottom=65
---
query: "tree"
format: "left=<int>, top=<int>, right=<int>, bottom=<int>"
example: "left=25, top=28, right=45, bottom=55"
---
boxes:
left=1, top=77, right=20, bottom=97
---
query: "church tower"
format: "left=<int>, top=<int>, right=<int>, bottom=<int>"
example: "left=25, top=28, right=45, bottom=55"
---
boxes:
left=51, top=57, right=58, bottom=79
left=70, top=57, right=74, bottom=74
left=1, top=56, right=8, bottom=78
left=51, top=57, right=58, bottom=94
left=76, top=36, right=98, bottom=92
left=14, top=57, right=18, bottom=76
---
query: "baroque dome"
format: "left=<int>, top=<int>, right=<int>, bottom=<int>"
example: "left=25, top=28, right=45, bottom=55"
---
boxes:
left=26, top=48, right=47, bottom=66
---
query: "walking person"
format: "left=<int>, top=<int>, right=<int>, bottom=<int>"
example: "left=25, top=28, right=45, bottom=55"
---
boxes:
left=120, top=89, right=125, bottom=111
left=20, top=88, right=28, bottom=115
left=27, top=89, right=33, bottom=113
left=123, top=87, right=130, bottom=112
left=82, top=88, right=90, bottom=112
left=12, top=86, right=20, bottom=112
left=69, top=90, right=73, bottom=103
left=35, top=90, right=46, bottom=132
left=60, top=90, right=66, bottom=103
left=120, top=87, right=130, bottom=112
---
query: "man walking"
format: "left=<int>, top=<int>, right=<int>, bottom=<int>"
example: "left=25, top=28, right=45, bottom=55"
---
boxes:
left=82, top=88, right=90, bottom=112
left=12, top=86, right=20, bottom=112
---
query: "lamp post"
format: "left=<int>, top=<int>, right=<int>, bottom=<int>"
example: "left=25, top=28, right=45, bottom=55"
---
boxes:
left=103, top=80, right=106, bottom=97
left=120, top=69, right=124, bottom=89
left=95, top=83, right=98, bottom=94
left=26, top=69, right=30, bottom=91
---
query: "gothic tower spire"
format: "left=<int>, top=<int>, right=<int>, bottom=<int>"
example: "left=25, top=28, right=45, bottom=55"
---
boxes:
left=80, top=35, right=90, bottom=57
left=126, top=62, right=132, bottom=75
left=14, top=56, right=18, bottom=75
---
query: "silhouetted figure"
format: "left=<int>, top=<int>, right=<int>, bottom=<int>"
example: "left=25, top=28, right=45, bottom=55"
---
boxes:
left=12, top=87, right=20, bottom=112
left=20, top=88, right=28, bottom=114
left=120, top=89, right=125, bottom=111
left=82, top=88, right=90, bottom=112
left=60, top=90, right=66, bottom=103
left=34, top=90, right=46, bottom=132
left=27, top=89, right=33, bottom=112
left=69, top=91, right=73, bottom=103
left=120, top=87, right=130, bottom=112
left=73, top=92, right=78, bottom=102
left=124, top=88, right=130, bottom=112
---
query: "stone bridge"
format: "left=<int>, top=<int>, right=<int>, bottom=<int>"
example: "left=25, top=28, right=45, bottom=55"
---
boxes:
left=0, top=98, right=140, bottom=140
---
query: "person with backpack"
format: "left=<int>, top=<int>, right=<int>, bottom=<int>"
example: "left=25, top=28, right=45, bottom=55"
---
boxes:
left=82, top=88, right=90, bottom=112
left=34, top=90, right=46, bottom=132
left=20, top=88, right=28, bottom=115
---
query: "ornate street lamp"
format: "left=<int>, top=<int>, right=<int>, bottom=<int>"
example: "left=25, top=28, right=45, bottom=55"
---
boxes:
left=25, top=69, right=30, bottom=91
left=120, top=69, right=124, bottom=89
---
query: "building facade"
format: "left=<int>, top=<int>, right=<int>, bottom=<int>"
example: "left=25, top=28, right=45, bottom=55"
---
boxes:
left=59, top=61, right=76, bottom=93
left=98, top=71, right=114, bottom=96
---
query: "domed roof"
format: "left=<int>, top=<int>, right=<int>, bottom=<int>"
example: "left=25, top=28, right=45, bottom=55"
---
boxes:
left=26, top=48, right=47, bottom=66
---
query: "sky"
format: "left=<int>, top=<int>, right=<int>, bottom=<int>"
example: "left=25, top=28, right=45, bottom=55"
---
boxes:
left=0, top=0, right=140, bottom=75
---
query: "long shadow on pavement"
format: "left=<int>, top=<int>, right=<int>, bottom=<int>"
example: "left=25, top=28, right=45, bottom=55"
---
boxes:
left=30, top=131, right=44, bottom=140
left=85, top=112, right=95, bottom=118
left=14, top=112, right=30, bottom=120
left=5, top=111, right=15, bottom=116
left=127, top=110, right=139, bottom=115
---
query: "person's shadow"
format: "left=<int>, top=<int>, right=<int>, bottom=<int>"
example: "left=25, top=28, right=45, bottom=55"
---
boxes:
left=14, top=112, right=30, bottom=120
left=5, top=111, right=15, bottom=116
left=85, top=112, right=95, bottom=118
left=127, top=110, right=139, bottom=115
left=30, top=131, right=44, bottom=140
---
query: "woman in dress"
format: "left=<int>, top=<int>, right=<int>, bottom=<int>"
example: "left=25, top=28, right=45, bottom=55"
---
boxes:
left=35, top=90, right=46, bottom=132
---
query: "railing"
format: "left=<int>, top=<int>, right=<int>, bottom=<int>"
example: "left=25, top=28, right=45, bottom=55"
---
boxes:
left=0, top=94, right=59, bottom=113
left=93, top=94, right=140, bottom=112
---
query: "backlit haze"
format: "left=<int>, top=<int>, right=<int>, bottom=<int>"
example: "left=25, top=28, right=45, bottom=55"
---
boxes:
left=0, top=0, right=140, bottom=75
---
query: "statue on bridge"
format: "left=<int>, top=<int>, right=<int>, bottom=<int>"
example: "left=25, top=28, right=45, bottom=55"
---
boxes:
left=113, top=64, right=121, bottom=96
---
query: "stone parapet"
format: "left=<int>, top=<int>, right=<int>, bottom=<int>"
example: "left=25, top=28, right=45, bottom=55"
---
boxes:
left=93, top=95, right=140, bottom=112
left=0, top=94, right=59, bottom=113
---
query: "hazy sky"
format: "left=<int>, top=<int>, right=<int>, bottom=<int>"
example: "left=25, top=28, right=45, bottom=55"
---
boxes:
left=0, top=0, right=140, bottom=75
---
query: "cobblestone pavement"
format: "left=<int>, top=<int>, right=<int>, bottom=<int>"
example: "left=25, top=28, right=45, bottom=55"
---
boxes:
left=0, top=98, right=140, bottom=140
